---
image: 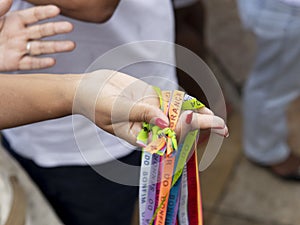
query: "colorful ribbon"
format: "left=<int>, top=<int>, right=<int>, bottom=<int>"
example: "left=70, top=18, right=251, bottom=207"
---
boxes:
left=138, top=87, right=204, bottom=225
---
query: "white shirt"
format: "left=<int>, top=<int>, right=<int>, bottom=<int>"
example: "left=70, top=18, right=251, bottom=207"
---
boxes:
left=4, top=0, right=178, bottom=167
left=280, top=0, right=300, bottom=6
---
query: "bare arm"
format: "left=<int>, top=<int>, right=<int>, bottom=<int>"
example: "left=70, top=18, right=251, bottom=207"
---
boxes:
left=0, top=73, right=76, bottom=128
left=26, top=0, right=120, bottom=22
left=0, top=70, right=170, bottom=145
left=0, top=70, right=228, bottom=145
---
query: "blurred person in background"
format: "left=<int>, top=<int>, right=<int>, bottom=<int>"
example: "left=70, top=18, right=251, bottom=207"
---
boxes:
left=238, top=0, right=300, bottom=180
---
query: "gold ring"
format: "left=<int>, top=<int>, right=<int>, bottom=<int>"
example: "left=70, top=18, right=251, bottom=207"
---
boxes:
left=26, top=42, right=31, bottom=55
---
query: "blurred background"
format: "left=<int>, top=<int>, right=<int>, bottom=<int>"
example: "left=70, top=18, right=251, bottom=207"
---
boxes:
left=1, top=0, right=300, bottom=224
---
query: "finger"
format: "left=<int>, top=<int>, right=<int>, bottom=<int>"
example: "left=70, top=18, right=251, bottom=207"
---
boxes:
left=195, top=106, right=214, bottom=115
left=0, top=0, right=12, bottom=17
left=18, top=5, right=60, bottom=25
left=175, top=110, right=194, bottom=144
left=27, top=21, right=74, bottom=39
left=191, top=114, right=225, bottom=129
left=211, top=127, right=229, bottom=138
left=191, top=113, right=229, bottom=137
left=19, top=56, right=55, bottom=70
left=129, top=122, right=145, bottom=146
left=130, top=102, right=169, bottom=129
left=107, top=121, right=143, bottom=147
left=27, top=40, right=75, bottom=56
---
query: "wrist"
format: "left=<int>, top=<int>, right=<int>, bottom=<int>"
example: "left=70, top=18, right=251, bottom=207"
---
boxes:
left=71, top=70, right=114, bottom=120
left=60, top=74, right=83, bottom=116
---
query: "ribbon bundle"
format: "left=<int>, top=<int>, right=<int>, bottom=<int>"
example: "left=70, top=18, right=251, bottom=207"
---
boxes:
left=138, top=88, right=204, bottom=225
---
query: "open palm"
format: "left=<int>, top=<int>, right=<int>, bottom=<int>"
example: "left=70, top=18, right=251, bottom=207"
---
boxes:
left=0, top=4, right=75, bottom=71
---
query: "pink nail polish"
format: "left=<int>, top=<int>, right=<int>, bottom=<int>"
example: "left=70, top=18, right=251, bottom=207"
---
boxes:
left=155, top=118, right=168, bottom=129
left=185, top=112, right=193, bottom=124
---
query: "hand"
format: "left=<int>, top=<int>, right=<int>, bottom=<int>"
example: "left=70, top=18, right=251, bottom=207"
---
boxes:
left=0, top=0, right=12, bottom=17
left=175, top=108, right=229, bottom=144
left=73, top=70, right=228, bottom=146
left=0, top=4, right=75, bottom=71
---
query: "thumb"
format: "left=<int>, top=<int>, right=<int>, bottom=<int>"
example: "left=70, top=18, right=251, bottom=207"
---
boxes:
left=130, top=102, right=169, bottom=129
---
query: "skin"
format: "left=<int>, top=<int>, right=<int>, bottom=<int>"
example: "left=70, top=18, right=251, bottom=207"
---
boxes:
left=0, top=0, right=13, bottom=16
left=0, top=0, right=229, bottom=146
left=0, top=70, right=229, bottom=146
left=0, top=4, right=75, bottom=71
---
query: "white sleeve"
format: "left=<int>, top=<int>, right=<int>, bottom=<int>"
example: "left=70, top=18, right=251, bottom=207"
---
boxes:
left=173, top=0, right=199, bottom=9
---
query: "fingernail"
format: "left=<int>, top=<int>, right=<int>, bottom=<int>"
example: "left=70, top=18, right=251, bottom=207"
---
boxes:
left=155, top=118, right=169, bottom=129
left=225, top=132, right=229, bottom=138
left=185, top=112, right=193, bottom=124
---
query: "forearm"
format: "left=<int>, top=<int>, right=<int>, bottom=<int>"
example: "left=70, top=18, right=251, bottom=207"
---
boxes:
left=0, top=74, right=79, bottom=129
left=0, top=71, right=229, bottom=143
left=26, top=0, right=120, bottom=22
